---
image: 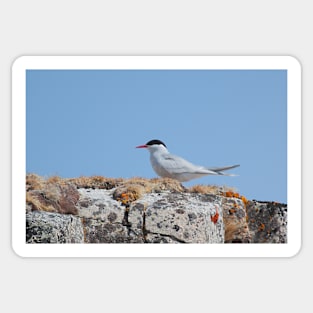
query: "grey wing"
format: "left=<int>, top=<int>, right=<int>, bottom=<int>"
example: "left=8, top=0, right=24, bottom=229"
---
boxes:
left=163, top=154, right=216, bottom=175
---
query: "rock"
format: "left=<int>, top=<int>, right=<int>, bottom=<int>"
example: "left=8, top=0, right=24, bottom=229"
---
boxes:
left=222, top=197, right=251, bottom=243
left=78, top=189, right=225, bottom=243
left=26, top=188, right=224, bottom=243
left=78, top=188, right=144, bottom=243
left=133, top=192, right=224, bottom=243
left=26, top=210, right=84, bottom=243
left=25, top=175, right=287, bottom=244
left=26, top=175, right=80, bottom=215
left=246, top=201, right=287, bottom=243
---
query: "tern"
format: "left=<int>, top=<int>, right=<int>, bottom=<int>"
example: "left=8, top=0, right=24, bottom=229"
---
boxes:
left=136, top=139, right=239, bottom=182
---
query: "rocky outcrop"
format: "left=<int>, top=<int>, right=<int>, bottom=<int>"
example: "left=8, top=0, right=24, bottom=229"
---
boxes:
left=246, top=201, right=287, bottom=243
left=25, top=174, right=287, bottom=244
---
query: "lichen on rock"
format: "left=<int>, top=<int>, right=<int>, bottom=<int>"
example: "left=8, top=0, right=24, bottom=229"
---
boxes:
left=25, top=174, right=287, bottom=244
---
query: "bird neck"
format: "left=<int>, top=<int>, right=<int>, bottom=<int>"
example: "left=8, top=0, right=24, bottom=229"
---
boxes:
left=148, top=145, right=169, bottom=156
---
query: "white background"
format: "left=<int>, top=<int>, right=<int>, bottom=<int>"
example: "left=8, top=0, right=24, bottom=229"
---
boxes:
left=1, top=1, right=310, bottom=312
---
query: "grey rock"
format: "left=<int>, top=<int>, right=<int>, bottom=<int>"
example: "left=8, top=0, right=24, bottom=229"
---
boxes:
left=246, top=201, right=287, bottom=243
left=25, top=178, right=287, bottom=244
left=222, top=197, right=251, bottom=243
left=26, top=210, right=84, bottom=243
left=77, top=188, right=125, bottom=222
left=133, top=192, right=224, bottom=243
left=78, top=188, right=144, bottom=243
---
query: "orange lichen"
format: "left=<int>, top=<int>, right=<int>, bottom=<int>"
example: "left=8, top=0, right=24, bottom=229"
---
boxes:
left=120, top=193, right=130, bottom=205
left=258, top=223, right=265, bottom=231
left=241, top=195, right=248, bottom=206
left=224, top=191, right=234, bottom=198
left=223, top=191, right=241, bottom=199
left=211, top=208, right=219, bottom=224
left=223, top=191, right=248, bottom=208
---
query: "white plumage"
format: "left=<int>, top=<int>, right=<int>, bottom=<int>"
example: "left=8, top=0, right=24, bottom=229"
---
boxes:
left=136, top=139, right=239, bottom=182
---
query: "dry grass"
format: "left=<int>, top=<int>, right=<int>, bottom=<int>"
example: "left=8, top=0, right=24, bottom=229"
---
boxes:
left=189, top=184, right=221, bottom=195
left=224, top=220, right=249, bottom=243
left=189, top=184, right=238, bottom=196
left=149, top=177, right=185, bottom=193
left=68, top=175, right=185, bottom=194
left=67, top=175, right=123, bottom=189
left=112, top=177, right=186, bottom=206
left=26, top=174, right=187, bottom=212
left=26, top=174, right=79, bottom=214
left=26, top=174, right=246, bottom=222
left=26, top=192, right=52, bottom=212
left=26, top=174, right=45, bottom=191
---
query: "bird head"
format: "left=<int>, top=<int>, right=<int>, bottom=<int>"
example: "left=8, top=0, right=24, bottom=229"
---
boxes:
left=136, top=139, right=167, bottom=153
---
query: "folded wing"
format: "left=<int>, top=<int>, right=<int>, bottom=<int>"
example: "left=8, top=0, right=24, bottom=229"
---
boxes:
left=163, top=155, right=239, bottom=176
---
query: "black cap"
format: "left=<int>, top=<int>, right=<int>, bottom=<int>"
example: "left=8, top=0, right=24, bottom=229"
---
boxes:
left=146, top=139, right=167, bottom=148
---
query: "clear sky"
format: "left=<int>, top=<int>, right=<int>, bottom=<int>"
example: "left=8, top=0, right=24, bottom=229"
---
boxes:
left=26, top=69, right=287, bottom=203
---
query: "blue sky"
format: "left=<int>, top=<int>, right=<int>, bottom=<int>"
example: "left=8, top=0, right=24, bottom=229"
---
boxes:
left=26, top=69, right=287, bottom=203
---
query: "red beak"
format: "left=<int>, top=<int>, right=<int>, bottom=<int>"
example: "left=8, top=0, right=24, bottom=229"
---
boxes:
left=136, top=144, right=148, bottom=148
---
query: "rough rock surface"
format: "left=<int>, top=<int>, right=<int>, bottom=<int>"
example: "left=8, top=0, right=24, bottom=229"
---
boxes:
left=25, top=175, right=287, bottom=244
left=246, top=201, right=287, bottom=243
left=78, top=188, right=144, bottom=243
left=26, top=210, right=84, bottom=243
left=26, top=188, right=224, bottom=244
left=222, top=196, right=251, bottom=243
left=132, top=192, right=224, bottom=243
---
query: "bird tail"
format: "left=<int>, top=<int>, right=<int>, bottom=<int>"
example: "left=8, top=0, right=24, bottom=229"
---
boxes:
left=207, top=164, right=240, bottom=176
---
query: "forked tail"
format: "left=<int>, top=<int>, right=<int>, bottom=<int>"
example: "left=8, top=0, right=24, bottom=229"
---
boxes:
left=207, top=164, right=240, bottom=176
